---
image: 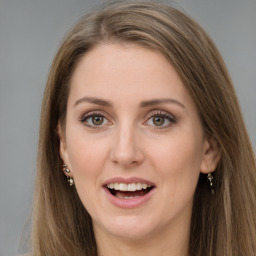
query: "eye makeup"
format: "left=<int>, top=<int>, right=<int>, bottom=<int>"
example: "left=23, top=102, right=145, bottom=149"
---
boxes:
left=79, top=110, right=112, bottom=129
left=144, top=110, right=177, bottom=129
left=79, top=108, right=177, bottom=131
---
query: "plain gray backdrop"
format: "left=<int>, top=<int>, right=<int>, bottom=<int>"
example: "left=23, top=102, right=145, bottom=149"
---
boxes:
left=0, top=0, right=255, bottom=255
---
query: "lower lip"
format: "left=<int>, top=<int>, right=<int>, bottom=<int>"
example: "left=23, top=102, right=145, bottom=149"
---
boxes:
left=103, top=187, right=156, bottom=209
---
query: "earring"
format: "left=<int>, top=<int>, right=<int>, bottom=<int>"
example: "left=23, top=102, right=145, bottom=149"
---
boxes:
left=207, top=172, right=215, bottom=195
left=62, top=164, right=74, bottom=186
left=63, top=164, right=70, bottom=174
left=67, top=176, right=74, bottom=186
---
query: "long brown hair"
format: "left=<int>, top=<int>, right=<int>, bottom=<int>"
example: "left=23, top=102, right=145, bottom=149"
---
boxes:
left=31, top=1, right=256, bottom=255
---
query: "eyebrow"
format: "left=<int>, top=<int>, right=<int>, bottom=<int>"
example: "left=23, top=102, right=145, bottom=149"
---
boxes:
left=140, top=98, right=185, bottom=109
left=74, top=97, right=113, bottom=107
left=74, top=96, right=185, bottom=109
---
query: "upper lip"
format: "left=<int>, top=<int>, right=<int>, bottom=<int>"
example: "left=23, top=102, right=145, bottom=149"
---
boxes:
left=103, top=177, right=156, bottom=187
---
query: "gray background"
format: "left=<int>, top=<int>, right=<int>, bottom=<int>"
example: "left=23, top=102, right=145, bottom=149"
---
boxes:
left=0, top=0, right=255, bottom=255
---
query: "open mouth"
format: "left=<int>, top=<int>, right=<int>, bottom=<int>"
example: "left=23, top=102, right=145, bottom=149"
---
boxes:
left=106, top=183, right=154, bottom=199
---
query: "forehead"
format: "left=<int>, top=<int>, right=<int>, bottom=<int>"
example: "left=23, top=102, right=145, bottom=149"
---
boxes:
left=68, top=43, right=194, bottom=108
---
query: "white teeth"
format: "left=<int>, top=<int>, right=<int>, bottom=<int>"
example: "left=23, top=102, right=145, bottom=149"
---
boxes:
left=136, top=183, right=142, bottom=190
left=116, top=195, right=141, bottom=199
left=114, top=183, right=119, bottom=190
left=142, top=183, right=147, bottom=189
left=109, top=183, right=114, bottom=189
left=119, top=183, right=127, bottom=191
left=107, top=182, right=152, bottom=191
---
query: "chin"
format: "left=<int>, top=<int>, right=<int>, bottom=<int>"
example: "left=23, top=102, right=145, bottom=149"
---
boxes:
left=95, top=214, right=157, bottom=241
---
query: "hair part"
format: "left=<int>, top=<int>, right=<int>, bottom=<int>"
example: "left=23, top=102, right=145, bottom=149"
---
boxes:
left=31, top=1, right=256, bottom=255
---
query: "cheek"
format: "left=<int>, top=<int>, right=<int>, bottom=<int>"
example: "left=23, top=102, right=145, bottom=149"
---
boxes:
left=66, top=132, right=110, bottom=183
left=150, top=130, right=203, bottom=189
left=65, top=133, right=111, bottom=211
left=149, top=133, right=203, bottom=221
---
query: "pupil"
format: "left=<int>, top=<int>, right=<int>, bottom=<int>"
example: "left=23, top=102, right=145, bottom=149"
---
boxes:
left=92, top=116, right=103, bottom=125
left=153, top=116, right=164, bottom=126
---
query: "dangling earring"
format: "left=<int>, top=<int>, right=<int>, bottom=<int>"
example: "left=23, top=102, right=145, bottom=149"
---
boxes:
left=63, top=164, right=74, bottom=186
left=207, top=172, right=214, bottom=195
left=67, top=176, right=74, bottom=186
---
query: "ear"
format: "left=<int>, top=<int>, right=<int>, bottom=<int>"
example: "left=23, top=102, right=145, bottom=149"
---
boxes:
left=57, top=121, right=71, bottom=170
left=200, top=135, right=221, bottom=174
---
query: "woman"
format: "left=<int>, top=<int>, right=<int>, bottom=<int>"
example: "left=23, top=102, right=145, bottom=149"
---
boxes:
left=31, top=1, right=256, bottom=255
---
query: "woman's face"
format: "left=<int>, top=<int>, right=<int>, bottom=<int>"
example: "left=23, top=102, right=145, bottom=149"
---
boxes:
left=59, top=44, right=218, bottom=241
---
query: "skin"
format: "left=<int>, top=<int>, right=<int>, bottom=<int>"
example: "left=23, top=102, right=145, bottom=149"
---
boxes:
left=58, top=44, right=220, bottom=256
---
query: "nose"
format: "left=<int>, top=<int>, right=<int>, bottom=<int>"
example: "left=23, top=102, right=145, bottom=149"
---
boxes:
left=110, top=124, right=145, bottom=168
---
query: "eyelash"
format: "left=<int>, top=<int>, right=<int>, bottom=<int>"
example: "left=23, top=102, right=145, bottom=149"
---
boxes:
left=144, top=110, right=176, bottom=129
left=79, top=110, right=176, bottom=129
left=79, top=111, right=110, bottom=129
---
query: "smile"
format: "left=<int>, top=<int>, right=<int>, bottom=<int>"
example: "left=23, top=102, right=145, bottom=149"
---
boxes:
left=103, top=178, right=156, bottom=208
left=106, top=183, right=153, bottom=199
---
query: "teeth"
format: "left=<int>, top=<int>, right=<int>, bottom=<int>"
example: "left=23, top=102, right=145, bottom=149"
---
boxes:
left=107, top=183, right=152, bottom=191
left=116, top=195, right=141, bottom=199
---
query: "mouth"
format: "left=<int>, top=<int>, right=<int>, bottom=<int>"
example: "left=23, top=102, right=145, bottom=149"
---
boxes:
left=106, top=182, right=154, bottom=199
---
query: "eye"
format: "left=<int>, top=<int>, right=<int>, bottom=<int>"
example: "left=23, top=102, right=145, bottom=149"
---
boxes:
left=152, top=116, right=165, bottom=126
left=145, top=111, right=176, bottom=128
left=80, top=112, right=111, bottom=128
left=91, top=116, right=104, bottom=125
